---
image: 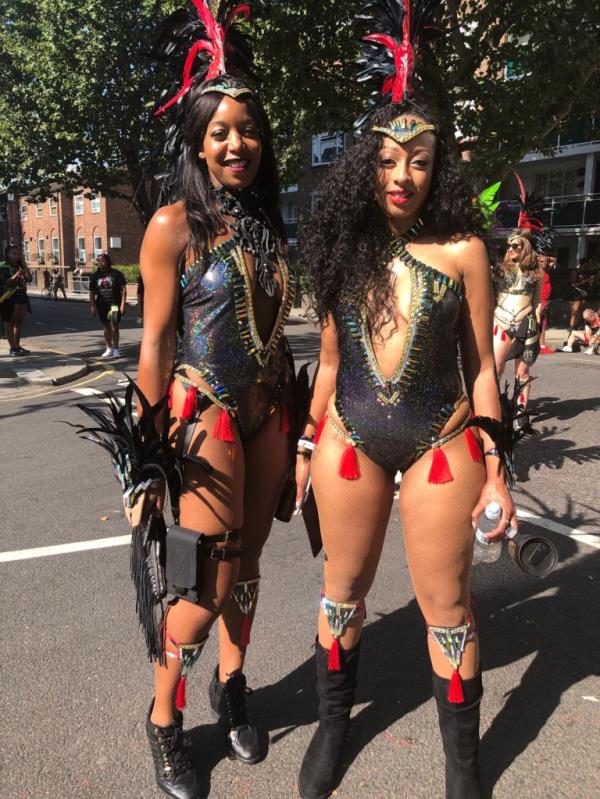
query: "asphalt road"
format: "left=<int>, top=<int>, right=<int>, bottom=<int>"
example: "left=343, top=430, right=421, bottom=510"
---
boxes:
left=1, top=297, right=599, bottom=799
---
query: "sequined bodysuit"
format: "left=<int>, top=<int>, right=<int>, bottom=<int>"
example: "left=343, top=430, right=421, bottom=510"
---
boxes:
left=493, top=266, right=540, bottom=365
left=176, top=237, right=294, bottom=439
left=332, top=239, right=466, bottom=475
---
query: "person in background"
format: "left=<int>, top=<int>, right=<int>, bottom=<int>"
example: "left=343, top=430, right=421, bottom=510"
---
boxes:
left=538, top=254, right=556, bottom=354
left=557, top=308, right=600, bottom=354
left=565, top=258, right=594, bottom=339
left=0, top=245, right=32, bottom=356
left=42, top=268, right=52, bottom=289
left=51, top=268, right=67, bottom=300
left=136, top=273, right=144, bottom=324
left=89, top=253, right=127, bottom=358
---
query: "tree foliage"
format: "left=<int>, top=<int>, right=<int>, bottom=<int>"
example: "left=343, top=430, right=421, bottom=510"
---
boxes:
left=1, top=0, right=599, bottom=227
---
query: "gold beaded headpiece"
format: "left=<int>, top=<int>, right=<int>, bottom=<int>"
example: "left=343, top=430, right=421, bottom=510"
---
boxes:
left=372, top=116, right=436, bottom=144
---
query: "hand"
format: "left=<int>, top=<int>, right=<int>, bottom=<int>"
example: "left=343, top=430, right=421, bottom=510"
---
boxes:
left=120, top=305, right=126, bottom=315
left=124, top=480, right=165, bottom=527
left=91, top=305, right=97, bottom=317
left=295, top=453, right=311, bottom=512
left=471, top=477, right=517, bottom=542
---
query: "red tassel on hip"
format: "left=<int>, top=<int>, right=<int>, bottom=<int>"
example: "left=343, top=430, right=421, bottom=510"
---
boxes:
left=167, top=379, right=174, bottom=411
left=501, top=330, right=507, bottom=341
left=240, top=614, right=252, bottom=648
left=493, top=325, right=498, bottom=337
left=280, top=403, right=291, bottom=434
left=328, top=637, right=341, bottom=671
left=464, top=428, right=483, bottom=463
left=428, top=447, right=453, bottom=484
left=314, top=415, right=327, bottom=444
left=213, top=408, right=236, bottom=442
left=339, top=443, right=360, bottom=480
left=181, top=386, right=197, bottom=422
left=175, top=675, right=187, bottom=710
left=448, top=669, right=465, bottom=704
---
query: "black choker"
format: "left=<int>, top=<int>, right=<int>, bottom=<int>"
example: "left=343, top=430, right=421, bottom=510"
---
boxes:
left=212, top=187, right=277, bottom=297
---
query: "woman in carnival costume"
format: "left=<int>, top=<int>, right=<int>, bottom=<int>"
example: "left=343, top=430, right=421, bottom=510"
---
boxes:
left=78, top=3, right=295, bottom=797
left=295, top=3, right=517, bottom=797
left=493, top=174, right=551, bottom=416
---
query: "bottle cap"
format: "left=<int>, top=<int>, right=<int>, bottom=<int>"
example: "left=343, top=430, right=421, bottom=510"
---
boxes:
left=485, top=502, right=502, bottom=519
left=508, top=536, right=558, bottom=577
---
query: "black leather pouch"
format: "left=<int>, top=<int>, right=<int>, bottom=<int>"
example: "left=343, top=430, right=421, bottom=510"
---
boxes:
left=302, top=487, right=322, bottom=557
left=165, top=526, right=203, bottom=604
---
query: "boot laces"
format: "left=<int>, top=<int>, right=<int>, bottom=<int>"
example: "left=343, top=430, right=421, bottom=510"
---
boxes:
left=224, top=675, right=252, bottom=730
left=154, top=726, right=192, bottom=780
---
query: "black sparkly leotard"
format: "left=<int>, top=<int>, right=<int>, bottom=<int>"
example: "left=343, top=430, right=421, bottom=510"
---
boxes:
left=176, top=237, right=294, bottom=439
left=331, top=235, right=469, bottom=476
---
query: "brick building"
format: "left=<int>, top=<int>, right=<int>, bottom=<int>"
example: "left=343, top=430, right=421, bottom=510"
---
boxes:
left=19, top=187, right=145, bottom=287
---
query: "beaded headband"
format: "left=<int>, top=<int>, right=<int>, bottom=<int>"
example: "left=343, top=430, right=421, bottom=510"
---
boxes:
left=372, top=116, right=436, bottom=143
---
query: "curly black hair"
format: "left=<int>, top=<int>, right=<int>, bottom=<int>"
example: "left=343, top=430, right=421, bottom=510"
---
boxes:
left=300, top=97, right=484, bottom=331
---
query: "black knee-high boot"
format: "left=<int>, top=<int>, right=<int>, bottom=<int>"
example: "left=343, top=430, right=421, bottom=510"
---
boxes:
left=298, top=641, right=361, bottom=799
left=432, top=671, right=483, bottom=799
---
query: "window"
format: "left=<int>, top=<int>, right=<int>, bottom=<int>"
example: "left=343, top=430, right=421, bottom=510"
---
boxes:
left=37, top=238, right=46, bottom=264
left=36, top=202, right=43, bottom=218
left=23, top=239, right=30, bottom=264
left=281, top=184, right=299, bottom=194
left=282, top=204, right=299, bottom=224
left=90, top=195, right=101, bottom=213
left=51, top=237, right=60, bottom=263
left=0, top=206, right=6, bottom=223
left=533, top=174, right=548, bottom=196
left=49, top=196, right=58, bottom=216
left=77, top=236, right=86, bottom=263
left=312, top=133, right=345, bottom=167
left=93, top=235, right=102, bottom=256
left=20, top=204, right=28, bottom=221
left=548, top=170, right=564, bottom=197
left=74, top=195, right=84, bottom=215
left=310, top=191, right=322, bottom=213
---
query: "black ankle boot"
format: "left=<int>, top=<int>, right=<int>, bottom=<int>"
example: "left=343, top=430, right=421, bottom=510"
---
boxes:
left=208, top=666, right=266, bottom=764
left=298, top=640, right=361, bottom=799
left=146, top=701, right=202, bottom=799
left=432, top=671, right=483, bottom=799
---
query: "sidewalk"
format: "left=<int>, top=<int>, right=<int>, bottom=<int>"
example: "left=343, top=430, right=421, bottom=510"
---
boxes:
left=0, top=343, right=88, bottom=395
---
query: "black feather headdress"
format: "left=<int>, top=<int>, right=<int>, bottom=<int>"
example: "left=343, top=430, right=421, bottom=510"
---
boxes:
left=153, top=0, right=265, bottom=206
left=513, top=171, right=554, bottom=256
left=355, top=0, right=444, bottom=130
left=69, top=379, right=181, bottom=662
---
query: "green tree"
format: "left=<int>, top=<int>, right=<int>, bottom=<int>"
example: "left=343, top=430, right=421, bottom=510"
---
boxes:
left=1, top=0, right=599, bottom=224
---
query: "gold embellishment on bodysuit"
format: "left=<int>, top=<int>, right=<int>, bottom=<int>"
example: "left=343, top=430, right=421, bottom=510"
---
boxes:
left=432, top=279, right=448, bottom=303
left=231, top=247, right=293, bottom=367
left=174, top=367, right=236, bottom=413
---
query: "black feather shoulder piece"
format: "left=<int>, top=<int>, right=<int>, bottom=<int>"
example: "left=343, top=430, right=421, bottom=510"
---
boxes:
left=355, top=0, right=444, bottom=129
left=153, top=1, right=266, bottom=206
left=467, top=378, right=536, bottom=488
left=68, top=378, right=181, bottom=662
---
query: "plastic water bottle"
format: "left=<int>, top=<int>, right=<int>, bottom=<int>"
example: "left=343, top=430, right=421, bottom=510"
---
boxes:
left=473, top=502, right=503, bottom=563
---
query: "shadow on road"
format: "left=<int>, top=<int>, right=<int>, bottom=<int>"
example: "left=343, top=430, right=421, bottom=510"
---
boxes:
left=530, top=394, right=600, bottom=423
left=251, top=515, right=599, bottom=798
left=515, top=424, right=600, bottom=483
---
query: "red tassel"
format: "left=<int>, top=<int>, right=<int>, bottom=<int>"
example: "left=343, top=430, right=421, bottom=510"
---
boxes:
left=339, top=443, right=360, bottom=480
left=464, top=428, right=483, bottom=463
left=448, top=669, right=465, bottom=704
left=181, top=386, right=197, bottom=422
left=175, top=675, right=187, bottom=710
left=240, top=614, right=252, bottom=648
left=501, top=330, right=507, bottom=341
left=493, top=325, right=498, bottom=337
left=213, top=408, right=236, bottom=442
left=328, top=637, right=341, bottom=671
left=518, top=394, right=525, bottom=406
left=167, top=379, right=174, bottom=410
left=314, top=415, right=327, bottom=445
left=428, top=447, right=453, bottom=484
left=280, top=403, right=291, bottom=434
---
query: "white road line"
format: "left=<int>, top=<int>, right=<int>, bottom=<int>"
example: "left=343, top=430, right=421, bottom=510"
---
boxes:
left=517, top=509, right=600, bottom=550
left=73, top=387, right=103, bottom=396
left=0, top=508, right=597, bottom=564
left=0, top=534, right=130, bottom=563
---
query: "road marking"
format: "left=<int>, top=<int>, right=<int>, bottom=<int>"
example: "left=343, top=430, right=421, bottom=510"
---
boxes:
left=517, top=509, right=600, bottom=550
left=0, top=367, right=113, bottom=403
left=72, top=386, right=135, bottom=414
left=0, top=534, right=130, bottom=563
left=1, top=507, right=598, bottom=564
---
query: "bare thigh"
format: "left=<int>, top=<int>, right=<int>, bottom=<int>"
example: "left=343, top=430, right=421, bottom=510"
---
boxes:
left=400, top=431, right=485, bottom=677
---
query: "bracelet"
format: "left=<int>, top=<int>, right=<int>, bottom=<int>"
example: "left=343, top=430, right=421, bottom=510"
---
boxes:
left=298, top=437, right=316, bottom=451
left=484, top=447, right=500, bottom=457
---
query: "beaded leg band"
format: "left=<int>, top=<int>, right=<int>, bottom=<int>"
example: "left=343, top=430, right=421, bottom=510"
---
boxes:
left=231, top=577, right=260, bottom=648
left=428, top=616, right=477, bottom=704
left=321, top=595, right=365, bottom=671
left=165, top=631, right=208, bottom=711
